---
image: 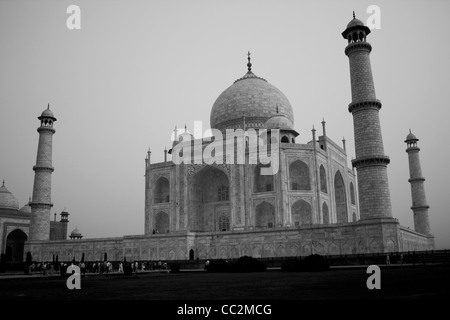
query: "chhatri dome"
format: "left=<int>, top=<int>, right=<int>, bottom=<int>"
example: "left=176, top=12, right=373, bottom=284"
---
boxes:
left=265, top=113, right=293, bottom=130
left=405, top=130, right=418, bottom=142
left=346, top=11, right=365, bottom=28
left=210, top=52, right=294, bottom=131
left=39, top=104, right=56, bottom=120
left=0, top=181, right=19, bottom=211
left=19, top=197, right=32, bottom=214
left=70, top=227, right=83, bottom=239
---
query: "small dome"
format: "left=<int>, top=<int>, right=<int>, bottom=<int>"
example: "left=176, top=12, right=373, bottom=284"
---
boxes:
left=405, top=131, right=418, bottom=142
left=38, top=104, right=56, bottom=120
left=71, top=228, right=81, bottom=235
left=0, top=182, right=20, bottom=210
left=265, top=114, right=293, bottom=130
left=19, top=200, right=32, bottom=214
left=347, top=18, right=364, bottom=28
left=171, top=126, right=195, bottom=143
left=41, top=108, right=54, bottom=118
left=70, top=228, right=82, bottom=237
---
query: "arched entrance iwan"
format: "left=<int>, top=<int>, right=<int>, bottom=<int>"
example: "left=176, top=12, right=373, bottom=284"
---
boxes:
left=5, top=229, right=27, bottom=262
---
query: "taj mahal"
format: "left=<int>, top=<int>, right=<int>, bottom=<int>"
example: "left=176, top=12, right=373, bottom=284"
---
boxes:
left=0, top=15, right=434, bottom=263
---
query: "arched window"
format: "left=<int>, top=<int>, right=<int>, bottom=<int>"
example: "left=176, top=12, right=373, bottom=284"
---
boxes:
left=322, top=202, right=329, bottom=225
left=154, top=177, right=170, bottom=203
left=154, top=211, right=169, bottom=234
left=289, top=160, right=310, bottom=190
left=291, top=199, right=312, bottom=226
left=334, top=171, right=348, bottom=223
left=218, top=214, right=230, bottom=231
left=320, top=165, right=327, bottom=193
left=255, top=202, right=275, bottom=228
left=217, top=185, right=229, bottom=201
left=350, top=182, right=356, bottom=205
left=254, top=164, right=274, bottom=193
left=281, top=136, right=289, bottom=143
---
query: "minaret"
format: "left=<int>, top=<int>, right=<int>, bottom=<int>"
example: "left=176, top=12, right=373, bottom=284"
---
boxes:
left=405, top=131, right=430, bottom=234
left=342, top=13, right=392, bottom=220
left=60, top=210, right=70, bottom=239
left=29, top=104, right=56, bottom=240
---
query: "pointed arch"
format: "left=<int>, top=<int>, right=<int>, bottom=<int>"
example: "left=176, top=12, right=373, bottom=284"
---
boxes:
left=154, top=211, right=169, bottom=234
left=5, top=229, right=28, bottom=262
left=320, top=165, right=327, bottom=193
left=334, top=171, right=348, bottom=223
left=322, top=202, right=329, bottom=225
left=218, top=213, right=230, bottom=231
left=291, top=199, right=312, bottom=226
left=154, top=177, right=170, bottom=203
left=350, top=182, right=356, bottom=205
left=289, top=160, right=310, bottom=191
left=254, top=164, right=274, bottom=193
left=255, top=202, right=275, bottom=228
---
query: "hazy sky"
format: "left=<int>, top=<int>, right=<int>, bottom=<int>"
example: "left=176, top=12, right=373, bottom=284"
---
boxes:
left=1, top=0, right=449, bottom=249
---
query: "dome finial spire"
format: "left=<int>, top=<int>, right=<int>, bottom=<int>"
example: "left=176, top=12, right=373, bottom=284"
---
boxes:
left=247, top=51, right=252, bottom=72
left=353, top=11, right=355, bottom=19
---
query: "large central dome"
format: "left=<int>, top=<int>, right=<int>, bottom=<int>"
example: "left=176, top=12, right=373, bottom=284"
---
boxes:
left=210, top=59, right=294, bottom=132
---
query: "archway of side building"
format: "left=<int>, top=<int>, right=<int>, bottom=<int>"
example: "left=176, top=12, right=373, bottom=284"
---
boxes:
left=5, top=229, right=27, bottom=262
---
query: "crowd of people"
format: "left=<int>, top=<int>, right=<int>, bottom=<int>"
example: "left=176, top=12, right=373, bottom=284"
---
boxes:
left=26, top=259, right=170, bottom=276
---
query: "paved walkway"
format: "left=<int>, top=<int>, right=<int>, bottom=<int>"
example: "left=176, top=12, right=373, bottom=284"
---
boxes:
left=0, top=268, right=204, bottom=280
left=0, top=263, right=430, bottom=280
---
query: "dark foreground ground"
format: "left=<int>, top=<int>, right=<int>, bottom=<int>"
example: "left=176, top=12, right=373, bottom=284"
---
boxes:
left=0, top=265, right=449, bottom=300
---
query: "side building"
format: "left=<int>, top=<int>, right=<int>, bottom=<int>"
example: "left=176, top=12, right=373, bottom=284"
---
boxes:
left=0, top=181, right=69, bottom=262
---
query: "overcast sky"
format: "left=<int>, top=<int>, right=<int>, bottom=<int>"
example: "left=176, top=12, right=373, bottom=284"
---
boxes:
left=1, top=0, right=449, bottom=249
